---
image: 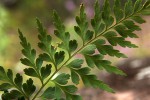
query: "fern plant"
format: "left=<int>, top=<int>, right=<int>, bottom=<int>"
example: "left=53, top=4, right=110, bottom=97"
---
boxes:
left=0, top=0, right=150, bottom=100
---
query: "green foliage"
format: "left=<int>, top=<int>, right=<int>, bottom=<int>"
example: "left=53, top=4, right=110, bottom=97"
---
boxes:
left=1, top=0, right=150, bottom=100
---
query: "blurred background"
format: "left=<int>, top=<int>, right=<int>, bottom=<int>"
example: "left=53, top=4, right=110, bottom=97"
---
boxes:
left=0, top=0, right=150, bottom=100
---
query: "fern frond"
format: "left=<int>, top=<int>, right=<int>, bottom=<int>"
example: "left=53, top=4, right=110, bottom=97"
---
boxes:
left=1, top=0, right=150, bottom=100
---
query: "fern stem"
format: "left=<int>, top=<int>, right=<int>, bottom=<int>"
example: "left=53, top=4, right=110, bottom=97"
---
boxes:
left=31, top=9, right=142, bottom=100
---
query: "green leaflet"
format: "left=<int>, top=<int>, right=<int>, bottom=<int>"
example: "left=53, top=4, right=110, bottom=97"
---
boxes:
left=54, top=86, right=62, bottom=99
left=40, top=87, right=55, bottom=99
left=104, top=31, right=138, bottom=48
left=19, top=30, right=36, bottom=63
left=19, top=29, right=45, bottom=84
left=83, top=54, right=126, bottom=76
left=67, top=59, right=83, bottom=69
left=81, top=75, right=114, bottom=93
left=67, top=59, right=83, bottom=84
left=69, top=65, right=114, bottom=93
left=53, top=11, right=78, bottom=54
left=14, top=73, right=23, bottom=88
left=74, top=4, right=93, bottom=44
left=20, top=58, right=34, bottom=67
left=123, top=20, right=141, bottom=31
left=84, top=30, right=94, bottom=42
left=53, top=10, right=65, bottom=40
left=24, top=68, right=38, bottom=78
left=0, top=83, right=13, bottom=91
left=69, top=40, right=78, bottom=53
left=7, top=69, right=13, bottom=80
left=94, top=39, right=127, bottom=58
left=53, top=73, right=70, bottom=85
left=37, top=19, right=52, bottom=53
left=131, top=16, right=146, bottom=24
left=115, top=25, right=138, bottom=38
left=91, top=0, right=106, bottom=35
left=0, top=66, right=7, bottom=81
left=23, top=78, right=36, bottom=96
left=1, top=90, right=23, bottom=100
left=39, top=53, right=51, bottom=62
left=66, top=94, right=82, bottom=100
left=40, top=64, right=52, bottom=80
left=54, top=51, right=65, bottom=66
left=71, top=70, right=80, bottom=85
left=114, top=0, right=124, bottom=22
left=124, top=0, right=133, bottom=17
left=36, top=57, right=43, bottom=70
left=61, top=85, right=77, bottom=94
left=91, top=0, right=102, bottom=34
left=102, top=0, right=114, bottom=27
left=84, top=54, right=104, bottom=68
left=41, top=85, right=80, bottom=100
left=80, top=44, right=96, bottom=54
left=134, top=0, right=142, bottom=12
left=52, top=73, right=79, bottom=100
